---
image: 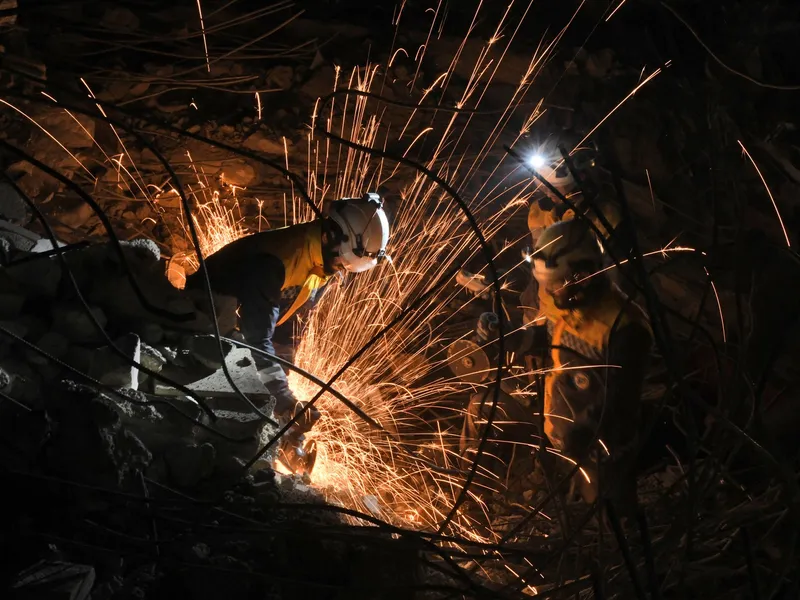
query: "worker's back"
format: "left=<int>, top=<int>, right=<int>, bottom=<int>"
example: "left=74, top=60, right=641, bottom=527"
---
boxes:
left=191, top=220, right=325, bottom=294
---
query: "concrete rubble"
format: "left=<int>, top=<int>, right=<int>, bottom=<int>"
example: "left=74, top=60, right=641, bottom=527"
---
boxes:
left=2, top=0, right=797, bottom=596
left=0, top=219, right=345, bottom=596
left=0, top=214, right=423, bottom=599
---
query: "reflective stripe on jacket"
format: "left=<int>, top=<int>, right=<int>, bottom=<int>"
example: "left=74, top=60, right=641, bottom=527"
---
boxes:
left=538, top=286, right=652, bottom=451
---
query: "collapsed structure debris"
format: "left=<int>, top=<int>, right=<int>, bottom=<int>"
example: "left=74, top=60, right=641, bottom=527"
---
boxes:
left=1, top=0, right=800, bottom=598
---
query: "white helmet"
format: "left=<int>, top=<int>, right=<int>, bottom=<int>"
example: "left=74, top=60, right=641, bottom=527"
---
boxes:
left=528, top=136, right=597, bottom=197
left=328, top=192, right=390, bottom=273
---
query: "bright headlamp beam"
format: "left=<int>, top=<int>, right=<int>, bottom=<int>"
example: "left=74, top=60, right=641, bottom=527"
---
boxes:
left=528, top=153, right=546, bottom=169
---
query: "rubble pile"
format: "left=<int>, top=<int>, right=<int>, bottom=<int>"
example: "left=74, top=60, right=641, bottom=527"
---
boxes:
left=0, top=0, right=799, bottom=597
left=0, top=210, right=424, bottom=598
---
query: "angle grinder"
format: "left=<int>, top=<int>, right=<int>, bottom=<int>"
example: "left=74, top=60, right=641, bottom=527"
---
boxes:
left=446, top=313, right=501, bottom=384
left=276, top=401, right=320, bottom=476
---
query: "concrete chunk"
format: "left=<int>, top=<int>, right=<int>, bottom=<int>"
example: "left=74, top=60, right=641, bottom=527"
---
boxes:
left=0, top=218, right=40, bottom=252
left=187, top=334, right=233, bottom=370
left=0, top=292, right=25, bottom=319
left=0, top=183, right=29, bottom=224
left=52, top=306, right=108, bottom=344
left=89, top=333, right=141, bottom=390
left=27, top=331, right=69, bottom=366
left=154, top=346, right=272, bottom=410
left=5, top=253, right=61, bottom=296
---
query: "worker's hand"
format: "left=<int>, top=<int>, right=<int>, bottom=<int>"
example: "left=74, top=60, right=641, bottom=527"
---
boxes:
left=476, top=312, right=500, bottom=343
left=456, top=269, right=491, bottom=299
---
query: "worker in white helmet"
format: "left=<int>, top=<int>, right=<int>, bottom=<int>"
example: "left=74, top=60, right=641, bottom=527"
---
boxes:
left=464, top=218, right=652, bottom=514
left=186, top=192, right=390, bottom=473
left=526, top=136, right=621, bottom=247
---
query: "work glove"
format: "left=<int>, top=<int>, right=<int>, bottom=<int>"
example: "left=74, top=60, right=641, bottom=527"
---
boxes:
left=476, top=312, right=500, bottom=343
left=456, top=269, right=492, bottom=300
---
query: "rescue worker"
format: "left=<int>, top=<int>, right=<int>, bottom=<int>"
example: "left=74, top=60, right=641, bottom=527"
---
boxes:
left=520, top=135, right=630, bottom=322
left=461, top=218, right=653, bottom=514
left=525, top=136, right=621, bottom=247
left=186, top=192, right=390, bottom=472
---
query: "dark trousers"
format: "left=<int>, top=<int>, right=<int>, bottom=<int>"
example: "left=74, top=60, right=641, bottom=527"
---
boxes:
left=186, top=254, right=295, bottom=406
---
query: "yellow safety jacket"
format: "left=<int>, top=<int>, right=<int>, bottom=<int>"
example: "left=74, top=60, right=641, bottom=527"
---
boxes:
left=536, top=286, right=652, bottom=450
left=264, top=221, right=331, bottom=326
left=527, top=193, right=621, bottom=243
left=201, top=220, right=331, bottom=326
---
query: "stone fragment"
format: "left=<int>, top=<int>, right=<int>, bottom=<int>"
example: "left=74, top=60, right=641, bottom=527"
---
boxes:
left=219, top=161, right=258, bottom=187
left=187, top=334, right=233, bottom=370
left=156, top=345, right=178, bottom=363
left=166, top=255, right=187, bottom=289
left=29, top=107, right=95, bottom=149
left=0, top=292, right=24, bottom=319
left=0, top=319, right=27, bottom=355
left=584, top=48, right=615, bottom=78
left=140, top=342, right=167, bottom=373
left=0, top=236, right=11, bottom=263
left=135, top=321, right=164, bottom=345
left=266, top=65, right=294, bottom=90
left=30, top=237, right=67, bottom=253
left=242, top=131, right=285, bottom=155
left=56, top=199, right=93, bottom=229
left=45, top=385, right=152, bottom=487
left=27, top=331, right=69, bottom=366
left=63, top=345, right=94, bottom=375
left=89, top=333, right=141, bottom=390
left=165, top=442, right=216, bottom=488
left=0, top=181, right=28, bottom=223
left=0, top=218, right=41, bottom=253
left=4, top=254, right=61, bottom=296
left=51, top=306, right=107, bottom=344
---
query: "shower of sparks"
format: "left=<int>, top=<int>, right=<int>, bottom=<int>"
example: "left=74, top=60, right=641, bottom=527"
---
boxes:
left=195, top=0, right=212, bottom=73
left=0, top=4, right=681, bottom=585
left=283, top=4, right=560, bottom=539
left=737, top=140, right=791, bottom=247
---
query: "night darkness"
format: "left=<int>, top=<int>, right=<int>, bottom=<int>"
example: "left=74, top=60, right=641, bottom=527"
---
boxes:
left=1, top=1, right=799, bottom=598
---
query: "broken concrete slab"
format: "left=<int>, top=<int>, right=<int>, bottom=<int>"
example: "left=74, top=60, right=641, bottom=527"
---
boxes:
left=186, top=334, right=234, bottom=370
left=0, top=218, right=40, bottom=252
left=154, top=346, right=272, bottom=410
